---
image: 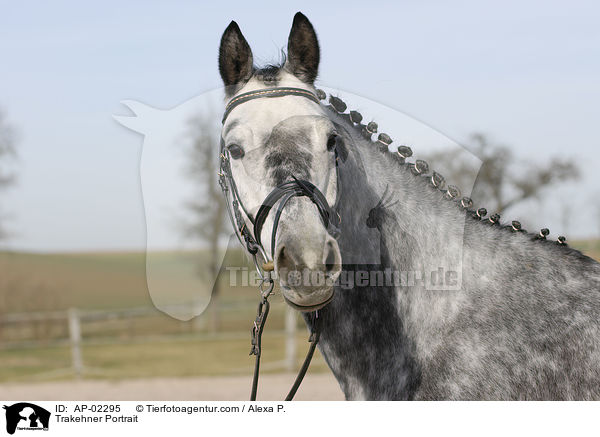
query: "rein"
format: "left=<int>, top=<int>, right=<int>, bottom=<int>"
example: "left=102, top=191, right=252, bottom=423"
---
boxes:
left=218, top=86, right=340, bottom=401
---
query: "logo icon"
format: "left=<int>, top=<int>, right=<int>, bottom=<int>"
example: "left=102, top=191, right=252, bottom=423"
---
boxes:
left=3, top=403, right=50, bottom=435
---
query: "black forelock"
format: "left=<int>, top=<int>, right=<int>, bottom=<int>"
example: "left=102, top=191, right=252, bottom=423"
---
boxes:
left=253, top=53, right=287, bottom=85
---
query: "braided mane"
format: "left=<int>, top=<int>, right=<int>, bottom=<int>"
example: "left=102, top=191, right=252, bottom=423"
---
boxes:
left=316, top=88, right=577, bottom=252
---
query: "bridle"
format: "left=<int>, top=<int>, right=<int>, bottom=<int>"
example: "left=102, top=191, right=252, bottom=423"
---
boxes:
left=218, top=86, right=342, bottom=400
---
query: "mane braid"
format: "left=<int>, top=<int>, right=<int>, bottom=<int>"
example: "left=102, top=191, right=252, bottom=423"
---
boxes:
left=315, top=89, right=581, bottom=256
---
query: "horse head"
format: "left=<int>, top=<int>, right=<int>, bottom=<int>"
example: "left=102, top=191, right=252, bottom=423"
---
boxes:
left=218, top=13, right=343, bottom=311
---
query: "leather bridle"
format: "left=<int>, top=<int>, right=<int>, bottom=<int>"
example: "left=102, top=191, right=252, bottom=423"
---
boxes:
left=218, top=86, right=342, bottom=401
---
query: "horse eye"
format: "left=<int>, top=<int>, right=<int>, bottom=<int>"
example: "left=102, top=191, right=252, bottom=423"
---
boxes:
left=326, top=134, right=338, bottom=151
left=227, top=144, right=245, bottom=159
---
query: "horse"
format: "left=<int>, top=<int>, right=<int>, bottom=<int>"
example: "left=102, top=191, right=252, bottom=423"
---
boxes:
left=217, top=12, right=600, bottom=400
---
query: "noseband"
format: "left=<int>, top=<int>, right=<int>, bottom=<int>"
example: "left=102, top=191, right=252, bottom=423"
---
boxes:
left=218, top=86, right=342, bottom=401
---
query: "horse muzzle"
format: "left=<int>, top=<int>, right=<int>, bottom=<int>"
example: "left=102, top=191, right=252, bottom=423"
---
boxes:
left=274, top=232, right=341, bottom=311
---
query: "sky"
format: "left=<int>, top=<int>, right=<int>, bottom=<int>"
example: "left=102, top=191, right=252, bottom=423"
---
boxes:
left=0, top=0, right=599, bottom=252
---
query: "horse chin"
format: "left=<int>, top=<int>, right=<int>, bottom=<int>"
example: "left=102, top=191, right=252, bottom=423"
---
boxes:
left=280, top=286, right=335, bottom=312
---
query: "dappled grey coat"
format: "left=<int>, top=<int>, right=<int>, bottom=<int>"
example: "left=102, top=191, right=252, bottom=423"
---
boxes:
left=308, top=105, right=600, bottom=400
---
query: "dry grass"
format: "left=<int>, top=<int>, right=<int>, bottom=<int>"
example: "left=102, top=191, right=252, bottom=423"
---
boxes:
left=0, top=330, right=331, bottom=383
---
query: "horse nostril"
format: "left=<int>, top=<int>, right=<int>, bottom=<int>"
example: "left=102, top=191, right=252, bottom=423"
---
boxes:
left=276, top=238, right=341, bottom=281
left=325, top=243, right=336, bottom=273
left=278, top=246, right=286, bottom=265
left=276, top=245, right=294, bottom=272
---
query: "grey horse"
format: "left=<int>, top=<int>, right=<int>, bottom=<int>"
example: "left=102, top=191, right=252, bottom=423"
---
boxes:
left=218, top=12, right=600, bottom=400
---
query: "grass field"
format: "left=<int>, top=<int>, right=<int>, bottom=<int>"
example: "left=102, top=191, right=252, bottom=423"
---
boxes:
left=1, top=240, right=599, bottom=383
left=0, top=248, right=327, bottom=382
left=0, top=249, right=255, bottom=312
left=0, top=331, right=331, bottom=383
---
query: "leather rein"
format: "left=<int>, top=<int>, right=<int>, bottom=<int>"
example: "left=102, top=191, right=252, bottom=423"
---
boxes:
left=218, top=87, right=342, bottom=401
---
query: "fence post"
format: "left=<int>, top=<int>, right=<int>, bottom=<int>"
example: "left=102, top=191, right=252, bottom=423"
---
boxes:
left=68, top=308, right=83, bottom=378
left=285, top=306, right=297, bottom=372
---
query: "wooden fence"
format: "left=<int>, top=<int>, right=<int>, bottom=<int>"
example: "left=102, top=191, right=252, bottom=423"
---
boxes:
left=0, top=303, right=298, bottom=378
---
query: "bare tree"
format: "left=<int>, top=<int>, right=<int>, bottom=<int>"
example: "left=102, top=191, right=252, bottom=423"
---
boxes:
left=181, top=112, right=228, bottom=332
left=422, top=133, right=579, bottom=215
left=0, top=109, right=17, bottom=240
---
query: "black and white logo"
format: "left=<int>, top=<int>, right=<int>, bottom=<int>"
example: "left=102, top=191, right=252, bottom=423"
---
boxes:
left=3, top=403, right=50, bottom=435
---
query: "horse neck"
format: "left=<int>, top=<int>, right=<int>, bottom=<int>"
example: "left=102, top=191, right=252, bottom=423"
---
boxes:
left=332, top=109, right=469, bottom=307
left=304, top=110, right=469, bottom=399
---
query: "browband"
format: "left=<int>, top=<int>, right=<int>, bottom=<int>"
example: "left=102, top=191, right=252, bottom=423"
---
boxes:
left=222, top=87, right=320, bottom=123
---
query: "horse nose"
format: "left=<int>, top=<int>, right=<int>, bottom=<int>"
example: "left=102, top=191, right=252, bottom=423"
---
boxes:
left=275, top=235, right=342, bottom=284
left=324, top=239, right=342, bottom=274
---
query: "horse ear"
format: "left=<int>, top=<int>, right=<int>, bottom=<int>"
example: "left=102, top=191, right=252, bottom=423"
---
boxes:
left=287, top=12, right=320, bottom=84
left=219, top=21, right=253, bottom=91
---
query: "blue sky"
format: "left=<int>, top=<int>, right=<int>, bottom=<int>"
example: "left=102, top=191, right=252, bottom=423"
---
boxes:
left=0, top=1, right=599, bottom=251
